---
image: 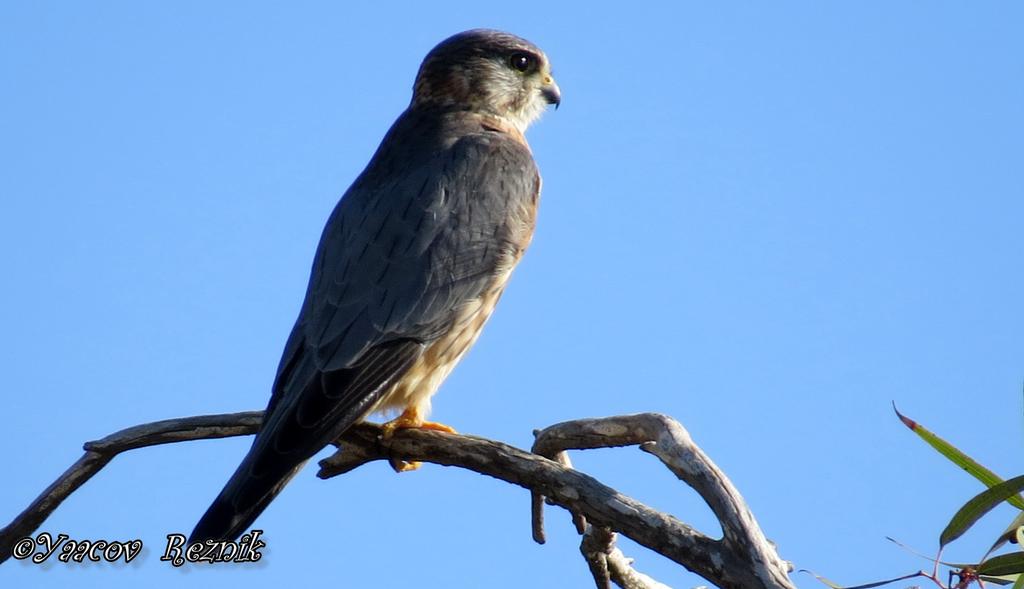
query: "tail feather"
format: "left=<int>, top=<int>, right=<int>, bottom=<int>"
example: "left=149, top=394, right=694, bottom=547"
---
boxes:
left=189, top=451, right=307, bottom=543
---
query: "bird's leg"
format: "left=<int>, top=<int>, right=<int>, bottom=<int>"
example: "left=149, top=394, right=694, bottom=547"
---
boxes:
left=380, top=406, right=457, bottom=473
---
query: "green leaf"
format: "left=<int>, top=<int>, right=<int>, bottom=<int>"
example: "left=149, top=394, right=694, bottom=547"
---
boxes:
left=979, top=574, right=1020, bottom=586
left=1013, top=571, right=1024, bottom=589
left=980, top=553, right=1024, bottom=576
left=894, top=403, right=1024, bottom=510
left=941, top=475, right=1024, bottom=547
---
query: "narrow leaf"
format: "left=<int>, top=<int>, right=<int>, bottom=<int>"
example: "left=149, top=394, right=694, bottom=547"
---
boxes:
left=884, top=536, right=958, bottom=566
left=941, top=475, right=1024, bottom=547
left=894, top=403, right=1024, bottom=510
left=800, top=570, right=928, bottom=589
left=980, top=553, right=1024, bottom=576
left=979, top=574, right=1019, bottom=586
left=800, top=569, right=845, bottom=588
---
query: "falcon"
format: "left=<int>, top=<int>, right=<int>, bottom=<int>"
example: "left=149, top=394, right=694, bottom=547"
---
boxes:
left=190, top=29, right=560, bottom=542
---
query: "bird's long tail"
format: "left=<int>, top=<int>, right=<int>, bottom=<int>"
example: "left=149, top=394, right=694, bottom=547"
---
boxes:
left=189, top=449, right=308, bottom=544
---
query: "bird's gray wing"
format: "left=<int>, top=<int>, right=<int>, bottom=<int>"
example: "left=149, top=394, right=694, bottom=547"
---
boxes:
left=302, top=135, right=539, bottom=371
left=190, top=128, right=539, bottom=542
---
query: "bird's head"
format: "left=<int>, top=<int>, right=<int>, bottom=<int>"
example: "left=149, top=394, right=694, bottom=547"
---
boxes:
left=412, top=29, right=561, bottom=134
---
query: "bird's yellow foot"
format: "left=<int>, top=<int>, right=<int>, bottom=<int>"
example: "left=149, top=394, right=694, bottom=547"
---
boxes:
left=381, top=407, right=457, bottom=473
left=417, top=420, right=458, bottom=434
left=380, top=408, right=458, bottom=439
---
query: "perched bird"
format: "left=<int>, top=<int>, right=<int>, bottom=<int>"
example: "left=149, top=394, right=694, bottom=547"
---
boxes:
left=190, top=29, right=560, bottom=543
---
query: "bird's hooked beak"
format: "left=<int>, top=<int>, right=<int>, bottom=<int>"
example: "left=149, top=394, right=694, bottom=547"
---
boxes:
left=541, top=75, right=561, bottom=109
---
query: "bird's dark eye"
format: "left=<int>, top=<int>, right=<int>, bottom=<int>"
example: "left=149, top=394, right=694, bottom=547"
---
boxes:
left=509, top=52, right=536, bottom=73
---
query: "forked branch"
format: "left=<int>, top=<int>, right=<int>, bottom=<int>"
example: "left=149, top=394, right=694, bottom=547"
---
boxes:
left=1, top=411, right=793, bottom=589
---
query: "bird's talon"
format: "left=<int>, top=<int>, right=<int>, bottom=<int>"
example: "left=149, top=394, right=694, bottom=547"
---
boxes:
left=380, top=421, right=402, bottom=440
left=418, top=420, right=458, bottom=434
left=389, top=458, right=422, bottom=473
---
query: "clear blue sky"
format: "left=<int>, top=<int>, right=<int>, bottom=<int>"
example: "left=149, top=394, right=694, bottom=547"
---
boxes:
left=2, top=2, right=1022, bottom=587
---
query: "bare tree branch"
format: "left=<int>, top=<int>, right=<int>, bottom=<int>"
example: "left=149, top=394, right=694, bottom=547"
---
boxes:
left=319, top=422, right=727, bottom=583
left=606, top=546, right=673, bottom=589
left=580, top=525, right=671, bottom=589
left=530, top=414, right=795, bottom=589
left=1, top=411, right=794, bottom=589
left=580, top=524, right=615, bottom=589
left=531, top=443, right=587, bottom=542
left=0, top=411, right=263, bottom=563
left=531, top=441, right=649, bottom=589
left=320, top=415, right=794, bottom=589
